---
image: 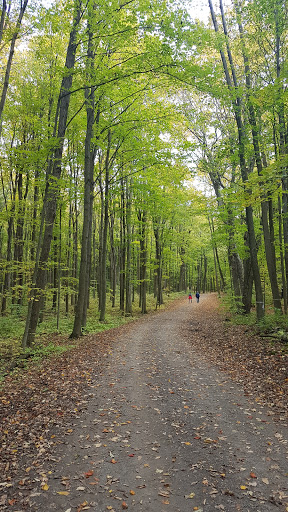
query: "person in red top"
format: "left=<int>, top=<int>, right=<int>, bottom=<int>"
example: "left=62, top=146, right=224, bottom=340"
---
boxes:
left=188, top=292, right=192, bottom=303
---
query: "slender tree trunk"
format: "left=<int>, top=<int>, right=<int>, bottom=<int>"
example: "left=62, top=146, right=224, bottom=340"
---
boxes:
left=52, top=235, right=58, bottom=310
left=71, top=18, right=96, bottom=337
left=278, top=195, right=287, bottom=313
left=138, top=209, right=147, bottom=314
left=56, top=209, right=62, bottom=331
left=22, top=1, right=82, bottom=348
left=99, top=131, right=111, bottom=322
left=125, top=180, right=133, bottom=315
left=153, top=222, right=163, bottom=307
left=65, top=204, right=72, bottom=315
left=0, top=0, right=29, bottom=134
left=30, top=171, right=39, bottom=262
left=179, top=247, right=186, bottom=291
left=1, top=171, right=17, bottom=314
left=209, top=0, right=264, bottom=319
left=119, top=178, right=126, bottom=313
left=13, top=170, right=24, bottom=305
left=0, top=0, right=7, bottom=45
left=274, top=3, right=288, bottom=308
left=109, top=214, right=117, bottom=307
left=235, top=1, right=282, bottom=311
left=1, top=212, right=14, bottom=314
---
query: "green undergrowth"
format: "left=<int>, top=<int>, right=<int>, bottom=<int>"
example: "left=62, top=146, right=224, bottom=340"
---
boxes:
left=0, top=291, right=184, bottom=383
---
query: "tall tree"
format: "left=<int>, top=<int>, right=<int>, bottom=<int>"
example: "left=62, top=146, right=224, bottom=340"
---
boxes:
left=208, top=0, right=264, bottom=320
left=22, top=0, right=82, bottom=347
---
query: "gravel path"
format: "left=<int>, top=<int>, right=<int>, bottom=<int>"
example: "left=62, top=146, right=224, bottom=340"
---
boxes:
left=15, top=295, right=288, bottom=511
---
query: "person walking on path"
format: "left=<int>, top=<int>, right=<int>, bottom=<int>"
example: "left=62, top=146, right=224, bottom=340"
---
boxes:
left=188, top=291, right=192, bottom=303
left=196, top=291, right=200, bottom=303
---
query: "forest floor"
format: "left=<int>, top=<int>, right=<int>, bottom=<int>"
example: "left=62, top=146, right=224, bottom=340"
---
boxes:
left=0, top=293, right=288, bottom=511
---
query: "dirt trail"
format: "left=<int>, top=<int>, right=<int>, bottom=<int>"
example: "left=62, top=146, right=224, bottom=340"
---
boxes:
left=2, top=294, right=288, bottom=511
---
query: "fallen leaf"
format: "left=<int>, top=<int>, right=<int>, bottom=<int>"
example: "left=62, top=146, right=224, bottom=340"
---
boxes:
left=240, top=485, right=247, bottom=490
left=122, top=502, right=128, bottom=509
left=159, top=491, right=170, bottom=497
left=57, top=491, right=70, bottom=496
left=185, top=492, right=195, bottom=499
left=77, top=502, right=89, bottom=512
left=85, top=470, right=94, bottom=478
left=130, top=490, right=135, bottom=495
left=250, top=472, right=257, bottom=479
left=42, top=483, right=49, bottom=491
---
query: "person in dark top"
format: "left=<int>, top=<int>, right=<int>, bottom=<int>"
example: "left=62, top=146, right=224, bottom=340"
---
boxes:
left=196, top=291, right=200, bottom=303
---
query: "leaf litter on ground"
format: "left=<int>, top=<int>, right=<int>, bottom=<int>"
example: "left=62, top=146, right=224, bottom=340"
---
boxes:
left=0, top=294, right=287, bottom=509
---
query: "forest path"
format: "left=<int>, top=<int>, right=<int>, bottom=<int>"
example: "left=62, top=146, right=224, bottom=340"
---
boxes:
left=3, top=294, right=288, bottom=511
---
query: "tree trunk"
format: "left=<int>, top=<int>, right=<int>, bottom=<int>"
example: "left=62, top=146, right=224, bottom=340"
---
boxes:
left=209, top=0, right=264, bottom=319
left=22, top=1, right=82, bottom=348
left=1, top=171, right=17, bottom=314
left=0, top=0, right=29, bottom=134
left=235, top=1, right=282, bottom=311
left=99, top=131, right=111, bottom=322
left=1, top=212, right=14, bottom=314
left=119, top=178, right=126, bottom=313
left=71, top=18, right=96, bottom=337
left=154, top=222, right=163, bottom=307
left=138, top=209, right=147, bottom=314
left=274, top=3, right=288, bottom=310
left=52, top=235, right=58, bottom=310
left=125, top=180, right=133, bottom=315
left=278, top=195, right=287, bottom=313
left=109, top=214, right=117, bottom=308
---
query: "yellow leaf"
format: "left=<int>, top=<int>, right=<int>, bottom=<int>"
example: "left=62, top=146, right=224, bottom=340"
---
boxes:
left=130, top=490, right=135, bottom=495
left=240, top=485, right=247, bottom=490
left=42, top=484, right=49, bottom=491
left=57, top=491, right=70, bottom=495
left=185, top=492, right=195, bottom=499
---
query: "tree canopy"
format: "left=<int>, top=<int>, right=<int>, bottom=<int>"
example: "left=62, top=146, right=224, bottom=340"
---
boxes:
left=0, top=0, right=288, bottom=347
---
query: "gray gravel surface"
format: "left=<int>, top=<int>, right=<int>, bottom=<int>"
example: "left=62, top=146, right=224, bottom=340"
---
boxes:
left=27, top=295, right=288, bottom=511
